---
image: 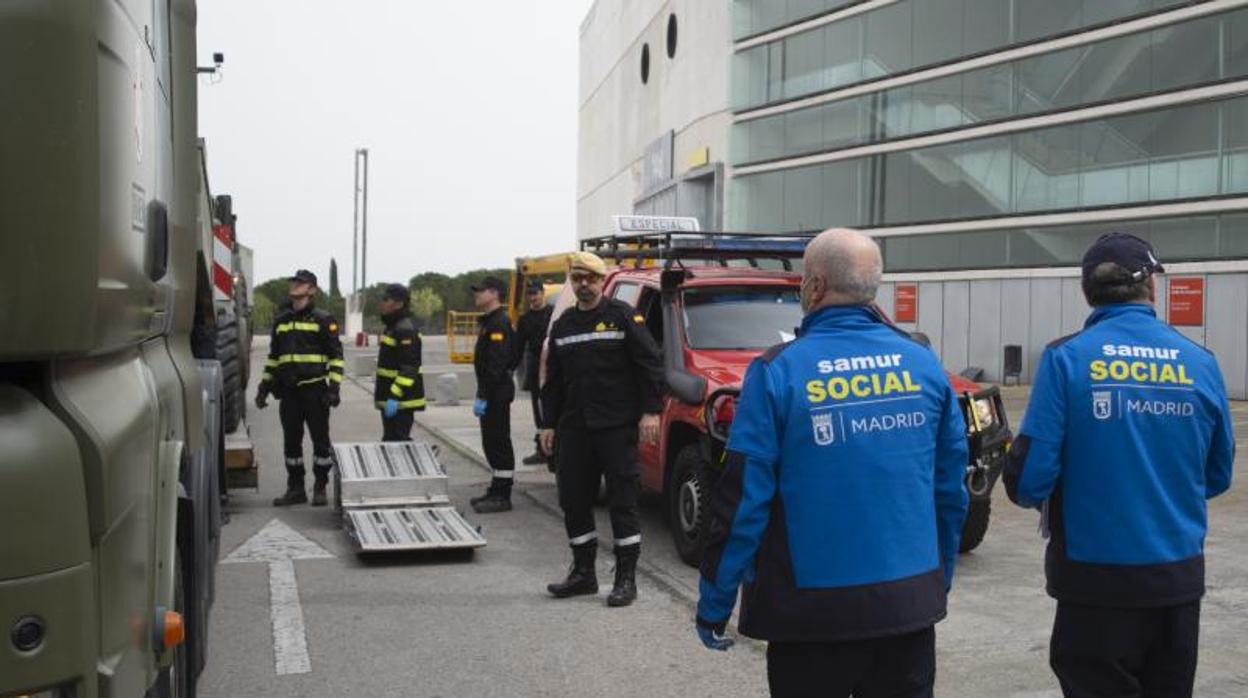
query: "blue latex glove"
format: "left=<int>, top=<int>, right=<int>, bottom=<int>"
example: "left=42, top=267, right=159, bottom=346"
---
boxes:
left=383, top=399, right=399, bottom=418
left=695, top=619, right=734, bottom=651
left=472, top=398, right=488, bottom=418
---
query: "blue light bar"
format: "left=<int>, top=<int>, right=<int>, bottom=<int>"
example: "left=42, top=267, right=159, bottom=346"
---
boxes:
left=668, top=237, right=808, bottom=254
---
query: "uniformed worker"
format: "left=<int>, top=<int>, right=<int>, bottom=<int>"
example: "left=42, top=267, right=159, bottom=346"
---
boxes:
left=695, top=230, right=969, bottom=697
left=540, top=251, right=664, bottom=608
left=515, top=280, right=554, bottom=465
left=468, top=276, right=518, bottom=514
left=255, top=269, right=345, bottom=507
left=1004, top=233, right=1234, bottom=698
left=376, top=283, right=426, bottom=441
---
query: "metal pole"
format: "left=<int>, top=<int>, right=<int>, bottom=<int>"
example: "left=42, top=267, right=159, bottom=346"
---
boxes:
left=361, top=148, right=369, bottom=290
left=352, top=150, right=360, bottom=294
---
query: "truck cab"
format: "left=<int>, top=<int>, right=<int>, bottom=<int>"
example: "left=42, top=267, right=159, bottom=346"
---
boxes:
left=584, top=232, right=1012, bottom=566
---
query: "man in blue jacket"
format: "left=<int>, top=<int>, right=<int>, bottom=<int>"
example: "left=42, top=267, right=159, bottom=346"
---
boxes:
left=695, top=229, right=969, bottom=697
left=1004, top=233, right=1234, bottom=698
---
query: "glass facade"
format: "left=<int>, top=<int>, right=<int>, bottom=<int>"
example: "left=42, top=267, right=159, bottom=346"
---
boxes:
left=727, top=0, right=1248, bottom=272
left=733, top=8, right=1248, bottom=166
left=733, top=0, right=1188, bottom=110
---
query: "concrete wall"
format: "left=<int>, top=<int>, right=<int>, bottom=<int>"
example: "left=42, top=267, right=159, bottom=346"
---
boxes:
left=880, top=272, right=1248, bottom=399
left=578, top=0, right=733, bottom=237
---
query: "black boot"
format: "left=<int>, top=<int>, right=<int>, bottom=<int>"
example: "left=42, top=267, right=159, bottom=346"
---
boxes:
left=311, top=466, right=331, bottom=507
left=607, top=546, right=639, bottom=607
left=547, top=543, right=598, bottom=598
left=469, top=483, right=497, bottom=507
left=273, top=468, right=307, bottom=507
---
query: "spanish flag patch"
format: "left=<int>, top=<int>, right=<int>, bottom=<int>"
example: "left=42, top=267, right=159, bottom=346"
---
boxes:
left=633, top=314, right=644, bottom=324
left=490, top=332, right=505, bottom=342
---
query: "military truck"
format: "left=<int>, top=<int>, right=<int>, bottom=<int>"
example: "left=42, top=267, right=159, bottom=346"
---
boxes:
left=1, top=2, right=224, bottom=696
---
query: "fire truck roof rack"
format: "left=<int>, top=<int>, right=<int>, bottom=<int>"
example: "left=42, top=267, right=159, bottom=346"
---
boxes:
left=579, top=231, right=814, bottom=270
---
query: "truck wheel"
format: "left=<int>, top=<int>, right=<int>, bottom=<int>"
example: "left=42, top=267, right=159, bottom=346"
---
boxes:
left=668, top=444, right=711, bottom=567
left=151, top=553, right=192, bottom=698
left=216, top=314, right=243, bottom=433
left=960, top=498, right=991, bottom=553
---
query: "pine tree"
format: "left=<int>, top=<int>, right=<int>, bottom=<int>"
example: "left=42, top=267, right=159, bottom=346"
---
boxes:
left=329, top=258, right=341, bottom=298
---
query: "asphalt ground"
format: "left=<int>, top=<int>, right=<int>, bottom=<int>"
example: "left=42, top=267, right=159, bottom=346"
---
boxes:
left=199, top=336, right=1248, bottom=696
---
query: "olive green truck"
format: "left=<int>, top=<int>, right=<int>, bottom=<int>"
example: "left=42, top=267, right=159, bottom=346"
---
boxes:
left=1, top=1, right=230, bottom=696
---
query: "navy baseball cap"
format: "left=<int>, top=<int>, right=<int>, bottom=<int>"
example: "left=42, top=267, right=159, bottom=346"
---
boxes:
left=290, top=269, right=318, bottom=286
left=471, top=276, right=507, bottom=294
left=525, top=280, right=544, bottom=294
left=1082, top=233, right=1165, bottom=282
left=382, top=283, right=410, bottom=303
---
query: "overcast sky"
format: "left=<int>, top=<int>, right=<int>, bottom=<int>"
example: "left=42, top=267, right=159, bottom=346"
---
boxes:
left=198, top=0, right=595, bottom=290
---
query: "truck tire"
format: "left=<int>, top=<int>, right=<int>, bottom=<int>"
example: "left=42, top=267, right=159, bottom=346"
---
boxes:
left=150, top=552, right=192, bottom=698
left=216, top=314, right=243, bottom=433
left=960, top=498, right=991, bottom=553
left=668, top=444, right=712, bottom=567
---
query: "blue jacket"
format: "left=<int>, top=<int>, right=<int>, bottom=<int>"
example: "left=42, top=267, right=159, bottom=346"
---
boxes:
left=697, top=305, right=970, bottom=642
left=1004, top=304, right=1234, bottom=607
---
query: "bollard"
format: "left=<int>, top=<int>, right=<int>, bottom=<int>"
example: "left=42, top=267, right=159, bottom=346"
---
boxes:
left=435, top=373, right=460, bottom=406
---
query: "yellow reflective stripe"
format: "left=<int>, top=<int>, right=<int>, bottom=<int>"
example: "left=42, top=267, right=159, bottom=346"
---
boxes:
left=275, top=322, right=322, bottom=333
left=394, top=376, right=415, bottom=387
left=377, top=399, right=426, bottom=409
left=261, top=372, right=273, bottom=381
left=328, top=373, right=343, bottom=383
left=390, top=383, right=405, bottom=397
left=376, top=368, right=399, bottom=378
left=265, top=359, right=279, bottom=368
left=277, top=354, right=329, bottom=364
left=328, top=359, right=346, bottom=368
left=379, top=335, right=398, bottom=347
left=297, top=376, right=327, bottom=386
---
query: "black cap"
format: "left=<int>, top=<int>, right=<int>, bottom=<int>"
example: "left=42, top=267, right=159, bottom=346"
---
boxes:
left=1082, top=233, right=1165, bottom=282
left=471, top=276, right=507, bottom=295
left=290, top=269, right=318, bottom=286
left=382, top=283, right=410, bottom=303
left=525, top=280, right=544, bottom=294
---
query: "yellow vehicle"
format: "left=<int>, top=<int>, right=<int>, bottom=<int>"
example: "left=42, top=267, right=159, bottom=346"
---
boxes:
left=446, top=253, right=571, bottom=364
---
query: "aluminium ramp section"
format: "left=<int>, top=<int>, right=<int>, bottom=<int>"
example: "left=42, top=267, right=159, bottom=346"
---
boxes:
left=333, top=441, right=486, bottom=553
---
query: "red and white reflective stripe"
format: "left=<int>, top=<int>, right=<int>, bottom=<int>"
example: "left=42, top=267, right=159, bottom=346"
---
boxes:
left=212, top=223, right=233, bottom=301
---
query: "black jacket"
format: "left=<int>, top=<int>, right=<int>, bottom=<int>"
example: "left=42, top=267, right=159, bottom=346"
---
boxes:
left=260, top=304, right=344, bottom=396
left=375, top=309, right=425, bottom=411
left=515, top=304, right=554, bottom=391
left=474, top=307, right=516, bottom=402
left=542, top=298, right=665, bottom=430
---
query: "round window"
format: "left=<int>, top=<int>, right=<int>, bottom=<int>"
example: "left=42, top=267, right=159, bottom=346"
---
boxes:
left=666, top=14, right=678, bottom=58
left=641, top=43, right=651, bottom=84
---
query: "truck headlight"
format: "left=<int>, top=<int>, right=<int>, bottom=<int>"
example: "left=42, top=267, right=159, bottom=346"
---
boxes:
left=973, top=398, right=995, bottom=428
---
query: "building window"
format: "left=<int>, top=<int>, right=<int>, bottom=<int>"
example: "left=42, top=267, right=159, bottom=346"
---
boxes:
left=667, top=14, right=678, bottom=58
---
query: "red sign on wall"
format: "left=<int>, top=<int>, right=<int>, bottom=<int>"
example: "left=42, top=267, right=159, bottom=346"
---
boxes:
left=1168, top=277, right=1205, bottom=327
left=895, top=284, right=918, bottom=323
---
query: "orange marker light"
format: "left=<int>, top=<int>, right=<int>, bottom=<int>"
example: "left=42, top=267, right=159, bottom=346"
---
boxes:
left=163, top=611, right=185, bottom=648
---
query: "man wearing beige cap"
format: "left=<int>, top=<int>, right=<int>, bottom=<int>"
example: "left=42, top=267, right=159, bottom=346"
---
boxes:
left=541, top=252, right=665, bottom=607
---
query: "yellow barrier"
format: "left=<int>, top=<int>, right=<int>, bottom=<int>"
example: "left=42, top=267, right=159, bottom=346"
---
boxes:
left=446, top=311, right=483, bottom=364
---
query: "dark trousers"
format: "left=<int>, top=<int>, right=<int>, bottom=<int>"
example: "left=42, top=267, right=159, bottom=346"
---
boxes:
left=766, top=626, right=935, bottom=698
left=381, top=410, right=415, bottom=442
left=557, top=425, right=640, bottom=549
left=529, top=389, right=542, bottom=429
left=278, top=383, right=333, bottom=486
left=1051, top=601, right=1200, bottom=698
left=480, top=399, right=514, bottom=494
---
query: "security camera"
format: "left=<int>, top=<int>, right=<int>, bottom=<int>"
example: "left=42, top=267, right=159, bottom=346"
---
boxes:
left=213, top=52, right=225, bottom=66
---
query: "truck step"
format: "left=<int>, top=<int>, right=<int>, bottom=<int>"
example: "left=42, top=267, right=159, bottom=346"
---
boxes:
left=224, top=421, right=257, bottom=490
left=344, top=506, right=486, bottom=553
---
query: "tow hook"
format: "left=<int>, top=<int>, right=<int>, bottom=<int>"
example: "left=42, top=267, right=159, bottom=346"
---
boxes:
left=965, top=459, right=992, bottom=497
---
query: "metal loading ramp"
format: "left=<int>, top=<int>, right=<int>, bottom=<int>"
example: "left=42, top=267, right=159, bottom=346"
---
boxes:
left=333, top=441, right=485, bottom=553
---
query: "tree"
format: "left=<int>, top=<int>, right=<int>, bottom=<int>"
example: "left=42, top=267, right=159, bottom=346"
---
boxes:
left=409, top=287, right=444, bottom=329
left=251, top=294, right=277, bottom=333
left=329, top=258, right=341, bottom=298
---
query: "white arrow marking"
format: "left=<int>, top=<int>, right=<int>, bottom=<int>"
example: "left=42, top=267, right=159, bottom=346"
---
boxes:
left=223, top=519, right=334, bottom=675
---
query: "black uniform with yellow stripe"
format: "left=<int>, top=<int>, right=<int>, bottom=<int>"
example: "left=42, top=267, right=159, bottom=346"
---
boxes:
left=259, top=304, right=345, bottom=486
left=375, top=308, right=425, bottom=440
left=474, top=307, right=517, bottom=493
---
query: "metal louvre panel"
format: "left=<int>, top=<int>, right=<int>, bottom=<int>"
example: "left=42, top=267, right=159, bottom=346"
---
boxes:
left=345, top=507, right=486, bottom=552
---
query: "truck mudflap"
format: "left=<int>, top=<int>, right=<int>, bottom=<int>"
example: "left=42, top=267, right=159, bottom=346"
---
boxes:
left=332, top=441, right=485, bottom=554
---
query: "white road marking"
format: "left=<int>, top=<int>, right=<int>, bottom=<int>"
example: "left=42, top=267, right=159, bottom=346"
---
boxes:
left=223, top=519, right=334, bottom=675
